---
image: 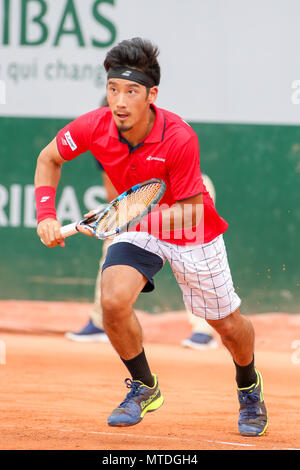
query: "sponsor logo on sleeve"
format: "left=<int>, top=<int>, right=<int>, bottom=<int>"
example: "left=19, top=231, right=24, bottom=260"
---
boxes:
left=64, top=131, right=77, bottom=151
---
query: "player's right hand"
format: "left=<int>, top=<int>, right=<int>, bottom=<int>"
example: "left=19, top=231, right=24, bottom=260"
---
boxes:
left=37, top=218, right=65, bottom=248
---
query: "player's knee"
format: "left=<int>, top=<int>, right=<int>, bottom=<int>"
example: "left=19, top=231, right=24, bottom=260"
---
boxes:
left=207, top=314, right=236, bottom=340
left=101, top=288, right=133, bottom=317
left=101, top=295, right=122, bottom=315
left=101, top=293, right=133, bottom=332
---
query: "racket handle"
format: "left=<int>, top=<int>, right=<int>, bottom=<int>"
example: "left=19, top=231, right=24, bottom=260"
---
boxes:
left=60, top=222, right=78, bottom=238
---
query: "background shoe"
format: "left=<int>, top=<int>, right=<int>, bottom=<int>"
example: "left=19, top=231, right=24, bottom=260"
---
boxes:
left=181, top=333, right=218, bottom=350
left=108, top=374, right=164, bottom=427
left=65, top=320, right=109, bottom=343
left=238, top=369, right=268, bottom=436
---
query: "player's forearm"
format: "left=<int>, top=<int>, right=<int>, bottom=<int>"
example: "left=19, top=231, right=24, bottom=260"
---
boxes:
left=103, top=173, right=118, bottom=202
left=140, top=197, right=203, bottom=236
left=34, top=145, right=64, bottom=227
left=161, top=203, right=203, bottom=231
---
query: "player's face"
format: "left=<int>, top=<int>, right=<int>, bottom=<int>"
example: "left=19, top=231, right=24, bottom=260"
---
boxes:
left=106, top=79, right=157, bottom=134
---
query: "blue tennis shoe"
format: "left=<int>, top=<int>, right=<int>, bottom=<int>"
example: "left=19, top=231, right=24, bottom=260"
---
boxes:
left=237, top=369, right=268, bottom=436
left=108, top=374, right=164, bottom=427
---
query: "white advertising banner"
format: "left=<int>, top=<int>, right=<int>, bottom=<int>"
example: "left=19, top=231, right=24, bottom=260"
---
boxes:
left=0, top=0, right=300, bottom=124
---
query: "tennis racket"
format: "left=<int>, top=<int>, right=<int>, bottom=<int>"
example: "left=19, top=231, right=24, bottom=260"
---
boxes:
left=60, top=178, right=166, bottom=239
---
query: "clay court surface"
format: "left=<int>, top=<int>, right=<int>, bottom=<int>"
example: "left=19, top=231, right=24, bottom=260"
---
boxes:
left=0, top=300, right=300, bottom=451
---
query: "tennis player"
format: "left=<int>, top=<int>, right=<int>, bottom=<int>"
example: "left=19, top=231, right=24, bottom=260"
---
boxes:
left=65, top=99, right=217, bottom=349
left=34, top=38, right=268, bottom=436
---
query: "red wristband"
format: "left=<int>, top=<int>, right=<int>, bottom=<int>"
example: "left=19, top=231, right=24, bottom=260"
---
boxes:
left=35, top=186, right=57, bottom=224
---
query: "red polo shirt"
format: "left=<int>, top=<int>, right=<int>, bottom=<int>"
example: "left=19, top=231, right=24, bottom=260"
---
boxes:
left=56, top=104, right=228, bottom=245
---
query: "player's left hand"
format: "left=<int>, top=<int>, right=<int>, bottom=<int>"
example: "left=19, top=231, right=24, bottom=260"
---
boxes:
left=76, top=210, right=96, bottom=237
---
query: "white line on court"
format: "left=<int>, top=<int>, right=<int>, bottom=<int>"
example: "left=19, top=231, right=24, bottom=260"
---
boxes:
left=60, top=429, right=257, bottom=448
left=62, top=429, right=194, bottom=442
left=202, top=439, right=254, bottom=447
left=59, top=429, right=300, bottom=450
left=6, top=423, right=300, bottom=450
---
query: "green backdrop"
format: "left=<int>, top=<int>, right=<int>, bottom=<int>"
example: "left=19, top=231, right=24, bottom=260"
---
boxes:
left=0, top=116, right=299, bottom=314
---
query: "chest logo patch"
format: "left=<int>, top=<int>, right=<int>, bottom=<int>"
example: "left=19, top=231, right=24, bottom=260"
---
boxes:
left=146, top=155, right=165, bottom=162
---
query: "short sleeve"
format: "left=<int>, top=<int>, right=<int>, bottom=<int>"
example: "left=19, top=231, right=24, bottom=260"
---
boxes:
left=167, top=133, right=203, bottom=201
left=56, top=112, right=92, bottom=160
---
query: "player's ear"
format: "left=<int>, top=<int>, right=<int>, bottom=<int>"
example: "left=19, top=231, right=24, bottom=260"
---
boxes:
left=147, top=86, right=158, bottom=104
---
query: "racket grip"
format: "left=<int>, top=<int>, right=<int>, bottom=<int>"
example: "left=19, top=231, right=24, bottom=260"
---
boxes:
left=60, top=222, right=78, bottom=238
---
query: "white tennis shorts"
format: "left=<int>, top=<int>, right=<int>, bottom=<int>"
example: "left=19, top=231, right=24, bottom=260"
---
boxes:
left=109, top=232, right=241, bottom=320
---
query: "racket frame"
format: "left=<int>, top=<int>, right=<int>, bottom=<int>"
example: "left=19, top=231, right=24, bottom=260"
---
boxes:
left=60, top=178, right=166, bottom=240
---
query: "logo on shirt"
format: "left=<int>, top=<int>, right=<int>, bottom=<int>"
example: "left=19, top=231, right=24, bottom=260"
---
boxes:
left=146, top=155, right=165, bottom=162
left=64, top=131, right=77, bottom=151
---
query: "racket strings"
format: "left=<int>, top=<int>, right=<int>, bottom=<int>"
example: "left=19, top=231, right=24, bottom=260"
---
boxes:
left=94, top=183, right=161, bottom=236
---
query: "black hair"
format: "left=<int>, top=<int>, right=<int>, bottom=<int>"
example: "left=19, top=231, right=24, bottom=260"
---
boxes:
left=104, top=37, right=160, bottom=86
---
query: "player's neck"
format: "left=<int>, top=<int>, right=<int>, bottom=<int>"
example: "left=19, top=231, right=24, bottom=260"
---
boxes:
left=121, top=107, right=155, bottom=147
